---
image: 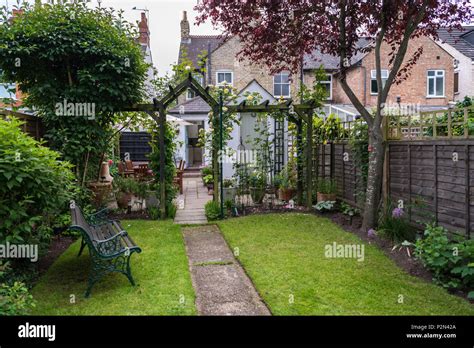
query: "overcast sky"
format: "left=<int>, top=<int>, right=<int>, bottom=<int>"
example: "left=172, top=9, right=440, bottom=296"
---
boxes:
left=4, top=0, right=220, bottom=76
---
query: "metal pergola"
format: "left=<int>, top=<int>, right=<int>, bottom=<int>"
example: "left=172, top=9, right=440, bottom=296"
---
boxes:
left=123, top=73, right=318, bottom=219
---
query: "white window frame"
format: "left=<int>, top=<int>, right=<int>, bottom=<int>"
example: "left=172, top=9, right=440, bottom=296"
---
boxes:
left=426, top=69, right=445, bottom=98
left=320, top=74, right=333, bottom=100
left=370, top=69, right=389, bottom=95
left=273, top=72, right=291, bottom=98
left=216, top=71, right=233, bottom=87
left=0, top=70, right=16, bottom=100
left=186, top=74, right=204, bottom=100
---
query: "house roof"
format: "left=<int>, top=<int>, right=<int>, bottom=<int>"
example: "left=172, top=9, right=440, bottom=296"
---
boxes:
left=168, top=96, right=211, bottom=115
left=303, top=38, right=372, bottom=70
left=437, top=26, right=474, bottom=61
left=178, top=35, right=225, bottom=67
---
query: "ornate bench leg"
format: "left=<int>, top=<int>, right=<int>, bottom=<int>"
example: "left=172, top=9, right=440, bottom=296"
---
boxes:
left=84, top=256, right=110, bottom=298
left=125, top=254, right=136, bottom=286
left=78, top=238, right=86, bottom=257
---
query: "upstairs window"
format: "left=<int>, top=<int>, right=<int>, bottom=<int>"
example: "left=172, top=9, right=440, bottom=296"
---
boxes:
left=454, top=72, right=459, bottom=94
left=319, top=74, right=332, bottom=100
left=370, top=69, right=388, bottom=95
left=216, top=71, right=233, bottom=86
left=187, top=74, right=204, bottom=100
left=0, top=70, right=16, bottom=99
left=274, top=72, right=290, bottom=98
left=427, top=70, right=445, bottom=97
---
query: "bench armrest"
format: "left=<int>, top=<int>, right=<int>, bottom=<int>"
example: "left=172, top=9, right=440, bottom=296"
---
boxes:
left=93, top=231, right=131, bottom=258
left=86, top=208, right=109, bottom=225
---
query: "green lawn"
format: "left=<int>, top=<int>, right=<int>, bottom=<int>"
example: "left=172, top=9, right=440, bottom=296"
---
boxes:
left=217, top=213, right=474, bottom=315
left=32, top=220, right=196, bottom=315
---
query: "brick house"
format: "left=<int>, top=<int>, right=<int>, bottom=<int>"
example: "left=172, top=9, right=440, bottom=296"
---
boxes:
left=304, top=35, right=457, bottom=120
left=170, top=11, right=294, bottom=176
left=437, top=26, right=474, bottom=102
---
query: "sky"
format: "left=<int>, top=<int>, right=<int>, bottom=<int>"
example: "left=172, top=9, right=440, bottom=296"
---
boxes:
left=4, top=0, right=220, bottom=76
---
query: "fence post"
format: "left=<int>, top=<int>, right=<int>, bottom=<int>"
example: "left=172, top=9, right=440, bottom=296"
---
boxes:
left=306, top=112, right=313, bottom=208
left=465, top=145, right=471, bottom=239
left=296, top=119, right=304, bottom=206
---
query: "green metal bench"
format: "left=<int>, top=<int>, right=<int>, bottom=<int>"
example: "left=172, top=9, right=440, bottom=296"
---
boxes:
left=69, top=205, right=142, bottom=298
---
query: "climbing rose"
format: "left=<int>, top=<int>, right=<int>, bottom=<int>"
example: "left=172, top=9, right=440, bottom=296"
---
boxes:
left=392, top=208, right=404, bottom=218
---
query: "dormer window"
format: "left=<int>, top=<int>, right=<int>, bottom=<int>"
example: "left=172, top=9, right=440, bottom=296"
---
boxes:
left=216, top=71, right=233, bottom=86
left=273, top=72, right=290, bottom=98
left=187, top=74, right=204, bottom=100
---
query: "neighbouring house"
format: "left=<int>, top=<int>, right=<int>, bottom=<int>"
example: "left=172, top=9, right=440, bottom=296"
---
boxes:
left=304, top=35, right=457, bottom=119
left=436, top=26, right=474, bottom=102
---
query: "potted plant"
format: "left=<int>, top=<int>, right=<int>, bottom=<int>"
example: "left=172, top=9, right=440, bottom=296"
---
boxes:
left=222, top=178, right=237, bottom=203
left=203, top=174, right=214, bottom=192
left=201, top=166, right=213, bottom=186
left=249, top=170, right=266, bottom=204
left=113, top=176, right=137, bottom=209
left=276, top=164, right=297, bottom=202
left=316, top=178, right=337, bottom=202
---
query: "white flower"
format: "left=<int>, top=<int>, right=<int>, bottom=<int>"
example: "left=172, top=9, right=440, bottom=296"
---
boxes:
left=223, top=107, right=228, bottom=112
left=246, top=95, right=254, bottom=101
left=185, top=65, right=191, bottom=71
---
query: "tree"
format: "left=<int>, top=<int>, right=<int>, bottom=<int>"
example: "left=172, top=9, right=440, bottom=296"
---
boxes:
left=0, top=1, right=148, bottom=185
left=196, top=0, right=473, bottom=230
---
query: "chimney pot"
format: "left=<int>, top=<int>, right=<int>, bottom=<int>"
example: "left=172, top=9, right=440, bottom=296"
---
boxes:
left=180, top=10, right=190, bottom=41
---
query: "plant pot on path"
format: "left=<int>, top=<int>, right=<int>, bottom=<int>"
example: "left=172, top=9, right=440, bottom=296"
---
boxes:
left=250, top=187, right=265, bottom=204
left=279, top=188, right=295, bottom=202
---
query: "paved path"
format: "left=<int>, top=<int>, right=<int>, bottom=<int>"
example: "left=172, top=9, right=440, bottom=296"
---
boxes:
left=182, top=225, right=271, bottom=316
left=174, top=177, right=212, bottom=225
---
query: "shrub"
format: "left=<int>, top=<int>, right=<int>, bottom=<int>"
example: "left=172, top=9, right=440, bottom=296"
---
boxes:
left=0, top=281, right=36, bottom=316
left=205, top=201, right=221, bottom=221
left=378, top=203, right=416, bottom=243
left=201, top=166, right=213, bottom=177
left=414, top=223, right=474, bottom=297
left=316, top=178, right=337, bottom=194
left=0, top=118, right=75, bottom=247
left=314, top=201, right=336, bottom=212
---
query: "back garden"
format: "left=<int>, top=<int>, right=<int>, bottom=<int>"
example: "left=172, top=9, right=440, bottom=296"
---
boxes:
left=0, top=1, right=473, bottom=316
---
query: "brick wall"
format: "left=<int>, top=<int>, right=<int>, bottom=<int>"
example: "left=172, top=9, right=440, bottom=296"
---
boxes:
left=209, top=37, right=301, bottom=99
left=330, top=36, right=455, bottom=107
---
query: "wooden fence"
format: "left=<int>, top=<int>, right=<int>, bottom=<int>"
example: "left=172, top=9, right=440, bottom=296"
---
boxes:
left=0, top=110, right=43, bottom=140
left=312, top=106, right=474, bottom=238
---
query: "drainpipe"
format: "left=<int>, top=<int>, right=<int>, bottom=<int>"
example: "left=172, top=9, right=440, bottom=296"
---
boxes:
left=361, top=66, right=367, bottom=107
left=207, top=42, right=212, bottom=86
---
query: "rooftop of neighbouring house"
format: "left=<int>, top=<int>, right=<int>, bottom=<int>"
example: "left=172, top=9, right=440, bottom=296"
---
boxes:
left=303, top=37, right=373, bottom=70
left=178, top=35, right=224, bottom=68
left=437, top=26, right=474, bottom=61
left=168, top=96, right=211, bottom=115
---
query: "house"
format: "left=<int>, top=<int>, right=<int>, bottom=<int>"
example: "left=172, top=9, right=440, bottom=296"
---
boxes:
left=304, top=35, right=457, bottom=119
left=436, top=26, right=474, bottom=101
left=170, top=11, right=298, bottom=177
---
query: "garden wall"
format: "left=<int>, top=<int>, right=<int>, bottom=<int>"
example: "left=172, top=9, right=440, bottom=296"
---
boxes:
left=314, top=140, right=474, bottom=238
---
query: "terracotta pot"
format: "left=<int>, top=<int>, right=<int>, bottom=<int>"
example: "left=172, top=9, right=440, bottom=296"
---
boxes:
left=317, top=192, right=337, bottom=202
left=117, top=192, right=133, bottom=209
left=278, top=188, right=295, bottom=201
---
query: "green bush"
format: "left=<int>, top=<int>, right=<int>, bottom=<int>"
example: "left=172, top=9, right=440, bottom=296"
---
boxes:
left=0, top=281, right=36, bottom=315
left=205, top=201, right=221, bottom=221
left=316, top=178, right=337, bottom=194
left=378, top=203, right=416, bottom=243
left=414, top=224, right=474, bottom=297
left=0, top=118, right=75, bottom=247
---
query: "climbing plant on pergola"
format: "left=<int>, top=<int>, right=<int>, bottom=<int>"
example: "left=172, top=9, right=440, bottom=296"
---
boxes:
left=123, top=74, right=317, bottom=219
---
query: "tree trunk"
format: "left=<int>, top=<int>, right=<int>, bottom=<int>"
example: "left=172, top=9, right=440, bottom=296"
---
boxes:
left=362, top=124, right=385, bottom=231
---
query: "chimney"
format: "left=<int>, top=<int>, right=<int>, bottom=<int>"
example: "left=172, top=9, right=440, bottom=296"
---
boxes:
left=180, top=11, right=190, bottom=42
left=138, top=12, right=150, bottom=46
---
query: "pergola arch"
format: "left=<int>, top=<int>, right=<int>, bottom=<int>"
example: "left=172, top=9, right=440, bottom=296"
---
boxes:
left=123, top=73, right=317, bottom=219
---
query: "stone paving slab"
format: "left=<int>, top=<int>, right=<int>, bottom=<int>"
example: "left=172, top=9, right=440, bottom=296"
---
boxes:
left=174, top=177, right=212, bottom=225
left=183, top=225, right=271, bottom=316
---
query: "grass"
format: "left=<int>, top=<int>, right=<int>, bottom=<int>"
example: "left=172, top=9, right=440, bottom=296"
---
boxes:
left=217, top=213, right=474, bottom=315
left=31, top=220, right=196, bottom=315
